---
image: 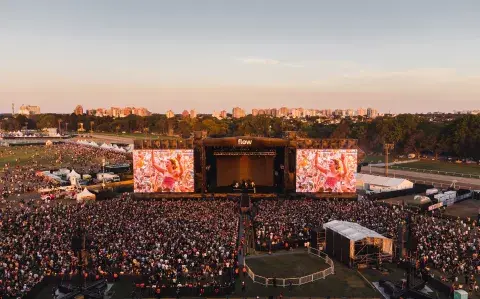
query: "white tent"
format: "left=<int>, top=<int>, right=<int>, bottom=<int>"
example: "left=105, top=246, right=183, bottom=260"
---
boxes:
left=356, top=173, right=413, bottom=193
left=90, top=141, right=99, bottom=147
left=67, top=169, right=81, bottom=179
left=100, top=143, right=111, bottom=149
left=76, top=188, right=96, bottom=202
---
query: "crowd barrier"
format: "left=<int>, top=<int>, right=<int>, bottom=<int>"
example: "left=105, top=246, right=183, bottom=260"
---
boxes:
left=245, top=247, right=334, bottom=287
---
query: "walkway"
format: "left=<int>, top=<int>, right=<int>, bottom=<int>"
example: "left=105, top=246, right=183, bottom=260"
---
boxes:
left=237, top=214, right=245, bottom=266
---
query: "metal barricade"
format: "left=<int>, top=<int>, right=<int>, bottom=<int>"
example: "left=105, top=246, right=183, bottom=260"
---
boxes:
left=244, top=248, right=334, bottom=287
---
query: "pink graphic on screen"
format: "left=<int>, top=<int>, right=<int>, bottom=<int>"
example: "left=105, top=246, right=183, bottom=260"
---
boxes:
left=296, top=149, right=357, bottom=193
left=133, top=149, right=194, bottom=193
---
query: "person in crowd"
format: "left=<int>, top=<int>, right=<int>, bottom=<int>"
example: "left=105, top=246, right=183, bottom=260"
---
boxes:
left=0, top=196, right=238, bottom=298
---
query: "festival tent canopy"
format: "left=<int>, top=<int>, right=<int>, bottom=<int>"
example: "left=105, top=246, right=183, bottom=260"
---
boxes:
left=76, top=188, right=96, bottom=202
left=67, top=169, right=81, bottom=179
left=356, top=173, right=413, bottom=192
left=323, top=220, right=387, bottom=242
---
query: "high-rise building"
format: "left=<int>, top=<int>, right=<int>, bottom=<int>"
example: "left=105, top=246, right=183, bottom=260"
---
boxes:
left=18, top=105, right=40, bottom=115
left=278, top=107, right=289, bottom=117
left=110, top=107, right=121, bottom=118
left=166, top=110, right=175, bottom=119
left=190, top=109, right=197, bottom=118
left=220, top=110, right=227, bottom=119
left=232, top=107, right=245, bottom=118
left=252, top=109, right=259, bottom=116
left=357, top=108, right=367, bottom=117
left=182, top=110, right=190, bottom=118
left=346, top=109, right=355, bottom=117
left=290, top=108, right=301, bottom=118
left=74, top=105, right=84, bottom=115
left=122, top=107, right=132, bottom=117
left=367, top=108, right=378, bottom=118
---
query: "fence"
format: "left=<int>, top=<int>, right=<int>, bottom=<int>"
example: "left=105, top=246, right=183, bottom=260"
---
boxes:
left=388, top=165, right=480, bottom=179
left=245, top=248, right=335, bottom=287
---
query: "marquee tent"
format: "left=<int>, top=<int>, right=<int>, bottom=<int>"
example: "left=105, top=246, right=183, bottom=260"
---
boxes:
left=356, top=173, right=413, bottom=193
left=323, top=220, right=393, bottom=268
left=67, top=169, right=81, bottom=179
left=76, top=188, right=96, bottom=202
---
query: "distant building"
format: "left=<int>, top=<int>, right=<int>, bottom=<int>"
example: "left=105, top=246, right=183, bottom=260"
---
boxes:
left=182, top=110, right=190, bottom=118
left=74, top=105, right=84, bottom=115
left=190, top=109, right=197, bottom=118
left=357, top=108, right=367, bottom=117
left=122, top=107, right=133, bottom=117
left=220, top=110, right=227, bottom=119
left=232, top=107, right=245, bottom=119
left=367, top=108, right=378, bottom=118
left=18, top=105, right=40, bottom=116
left=278, top=107, right=289, bottom=117
left=252, top=109, right=259, bottom=116
left=290, top=108, right=301, bottom=118
left=166, top=110, right=175, bottom=119
left=110, top=107, right=121, bottom=118
left=346, top=109, right=355, bottom=117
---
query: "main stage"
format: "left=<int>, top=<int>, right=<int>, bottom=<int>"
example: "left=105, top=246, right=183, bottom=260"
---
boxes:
left=133, top=133, right=364, bottom=197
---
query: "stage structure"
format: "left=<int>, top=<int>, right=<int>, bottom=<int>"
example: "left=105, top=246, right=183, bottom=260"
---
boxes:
left=323, top=220, right=393, bottom=268
left=133, top=132, right=365, bottom=195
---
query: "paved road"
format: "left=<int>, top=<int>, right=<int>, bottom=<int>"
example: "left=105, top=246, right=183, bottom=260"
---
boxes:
left=366, top=166, right=480, bottom=189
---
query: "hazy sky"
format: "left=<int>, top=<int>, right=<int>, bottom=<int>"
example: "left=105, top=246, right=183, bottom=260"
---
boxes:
left=1, top=0, right=479, bottom=114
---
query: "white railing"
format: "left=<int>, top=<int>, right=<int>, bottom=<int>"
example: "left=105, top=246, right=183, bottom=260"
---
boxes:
left=245, top=247, right=334, bottom=287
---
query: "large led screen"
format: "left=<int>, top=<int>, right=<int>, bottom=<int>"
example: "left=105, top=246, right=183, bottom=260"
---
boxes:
left=133, top=149, right=194, bottom=193
left=296, top=149, right=357, bottom=193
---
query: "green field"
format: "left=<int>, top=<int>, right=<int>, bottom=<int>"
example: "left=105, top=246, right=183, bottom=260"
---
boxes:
left=246, top=252, right=329, bottom=278
left=391, top=160, right=480, bottom=176
left=364, top=155, right=410, bottom=163
left=0, top=146, right=57, bottom=167
left=95, top=132, right=181, bottom=140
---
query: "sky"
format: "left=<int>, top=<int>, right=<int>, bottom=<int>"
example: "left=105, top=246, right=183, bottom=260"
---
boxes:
left=1, top=0, right=479, bottom=114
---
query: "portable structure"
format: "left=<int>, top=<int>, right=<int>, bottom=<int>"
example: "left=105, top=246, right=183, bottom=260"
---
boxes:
left=323, top=220, right=393, bottom=268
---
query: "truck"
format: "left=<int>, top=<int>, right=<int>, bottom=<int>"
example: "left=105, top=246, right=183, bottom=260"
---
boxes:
left=96, top=172, right=120, bottom=183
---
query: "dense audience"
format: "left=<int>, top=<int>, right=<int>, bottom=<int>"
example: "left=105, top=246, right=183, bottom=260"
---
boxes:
left=0, top=144, right=129, bottom=199
left=0, top=196, right=238, bottom=298
left=254, top=198, right=480, bottom=291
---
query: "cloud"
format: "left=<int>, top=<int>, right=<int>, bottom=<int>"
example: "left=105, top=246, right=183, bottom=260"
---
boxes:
left=310, top=68, right=480, bottom=93
left=238, top=57, right=303, bottom=68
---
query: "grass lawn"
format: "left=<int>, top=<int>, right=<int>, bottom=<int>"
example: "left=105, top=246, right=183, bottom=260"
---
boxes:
left=0, top=146, right=57, bottom=167
left=246, top=251, right=330, bottom=278
left=364, top=155, right=411, bottom=164
left=391, top=160, right=480, bottom=176
left=95, top=132, right=181, bottom=140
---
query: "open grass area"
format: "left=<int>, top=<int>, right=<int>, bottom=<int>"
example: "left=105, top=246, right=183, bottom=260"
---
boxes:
left=0, top=146, right=57, bottom=167
left=95, top=132, right=181, bottom=140
left=364, top=155, right=411, bottom=164
left=246, top=251, right=330, bottom=278
left=391, top=160, right=480, bottom=176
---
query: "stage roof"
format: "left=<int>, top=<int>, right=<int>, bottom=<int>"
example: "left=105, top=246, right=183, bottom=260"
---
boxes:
left=323, top=220, right=387, bottom=242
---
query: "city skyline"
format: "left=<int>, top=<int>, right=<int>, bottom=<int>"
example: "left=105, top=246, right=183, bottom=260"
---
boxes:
left=1, top=0, right=480, bottom=114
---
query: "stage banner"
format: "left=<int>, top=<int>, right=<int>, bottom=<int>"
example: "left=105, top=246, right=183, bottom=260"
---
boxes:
left=296, top=149, right=357, bottom=193
left=133, top=149, right=194, bottom=193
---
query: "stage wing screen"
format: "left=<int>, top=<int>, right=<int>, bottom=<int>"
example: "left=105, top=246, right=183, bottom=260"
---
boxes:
left=133, top=149, right=194, bottom=193
left=296, top=149, right=357, bottom=193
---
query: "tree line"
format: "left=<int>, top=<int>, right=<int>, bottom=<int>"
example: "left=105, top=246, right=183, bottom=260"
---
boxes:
left=1, top=113, right=479, bottom=159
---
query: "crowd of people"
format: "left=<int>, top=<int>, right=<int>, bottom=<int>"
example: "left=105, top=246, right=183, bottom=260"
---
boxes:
left=0, top=144, right=130, bottom=200
left=0, top=196, right=238, bottom=298
left=253, top=198, right=480, bottom=291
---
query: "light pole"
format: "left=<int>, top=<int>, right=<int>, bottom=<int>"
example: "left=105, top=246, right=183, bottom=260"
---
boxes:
left=102, top=158, right=106, bottom=189
left=65, top=122, right=69, bottom=134
left=384, top=143, right=395, bottom=177
left=58, top=119, right=63, bottom=135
